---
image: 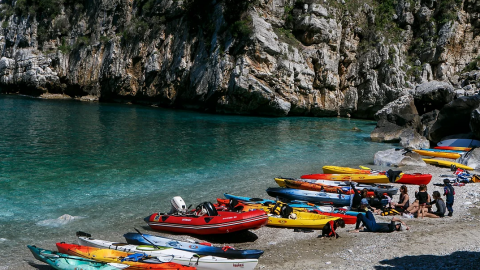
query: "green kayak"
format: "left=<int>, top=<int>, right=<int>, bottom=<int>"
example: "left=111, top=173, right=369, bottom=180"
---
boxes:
left=27, top=245, right=129, bottom=270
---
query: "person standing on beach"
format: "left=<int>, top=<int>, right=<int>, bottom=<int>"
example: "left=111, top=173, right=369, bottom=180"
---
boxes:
left=443, top=179, right=455, bottom=217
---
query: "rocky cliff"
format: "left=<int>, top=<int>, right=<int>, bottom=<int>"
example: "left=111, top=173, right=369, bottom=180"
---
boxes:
left=0, top=0, right=479, bottom=121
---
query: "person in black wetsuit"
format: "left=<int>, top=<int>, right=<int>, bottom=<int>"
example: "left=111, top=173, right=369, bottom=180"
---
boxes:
left=350, top=210, right=409, bottom=233
left=350, top=182, right=362, bottom=210
left=416, top=184, right=429, bottom=219
left=318, top=219, right=346, bottom=238
left=423, top=191, right=446, bottom=218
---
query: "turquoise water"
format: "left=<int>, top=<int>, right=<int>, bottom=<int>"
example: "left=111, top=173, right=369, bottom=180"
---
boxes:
left=0, top=95, right=392, bottom=267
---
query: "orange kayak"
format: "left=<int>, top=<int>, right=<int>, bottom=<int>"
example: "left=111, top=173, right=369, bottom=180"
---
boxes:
left=56, top=243, right=195, bottom=270
left=283, top=179, right=375, bottom=196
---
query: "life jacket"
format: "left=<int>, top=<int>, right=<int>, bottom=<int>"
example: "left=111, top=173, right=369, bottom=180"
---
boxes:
left=322, top=220, right=338, bottom=238
left=381, top=208, right=400, bottom=216
left=280, top=205, right=293, bottom=218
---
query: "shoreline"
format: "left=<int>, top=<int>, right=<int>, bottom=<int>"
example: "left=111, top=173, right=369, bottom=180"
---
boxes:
left=9, top=164, right=480, bottom=270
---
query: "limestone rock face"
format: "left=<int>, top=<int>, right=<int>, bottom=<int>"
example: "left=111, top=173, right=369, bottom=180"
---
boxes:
left=0, top=0, right=477, bottom=119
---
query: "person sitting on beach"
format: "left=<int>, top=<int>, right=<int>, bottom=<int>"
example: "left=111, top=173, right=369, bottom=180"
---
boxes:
left=391, top=185, right=410, bottom=213
left=351, top=210, right=409, bottom=233
left=318, top=219, right=346, bottom=239
left=404, top=184, right=431, bottom=217
left=422, top=191, right=446, bottom=218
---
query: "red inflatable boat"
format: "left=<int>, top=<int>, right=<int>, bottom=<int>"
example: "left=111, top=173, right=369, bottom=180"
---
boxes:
left=144, top=203, right=268, bottom=235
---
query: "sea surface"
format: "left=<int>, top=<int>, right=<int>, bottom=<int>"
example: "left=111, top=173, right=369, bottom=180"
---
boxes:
left=0, top=95, right=394, bottom=268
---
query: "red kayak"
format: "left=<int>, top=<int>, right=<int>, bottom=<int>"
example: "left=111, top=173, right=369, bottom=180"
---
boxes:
left=144, top=207, right=268, bottom=235
left=301, top=173, right=432, bottom=185
left=434, top=146, right=471, bottom=151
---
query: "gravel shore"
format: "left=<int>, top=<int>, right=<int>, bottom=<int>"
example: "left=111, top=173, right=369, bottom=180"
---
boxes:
left=10, top=164, right=480, bottom=270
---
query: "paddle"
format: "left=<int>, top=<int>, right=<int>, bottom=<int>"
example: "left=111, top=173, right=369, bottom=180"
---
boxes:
left=134, top=228, right=162, bottom=250
left=359, top=166, right=370, bottom=170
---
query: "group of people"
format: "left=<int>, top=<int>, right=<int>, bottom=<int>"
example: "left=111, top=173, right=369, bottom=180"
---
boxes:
left=320, top=179, right=456, bottom=237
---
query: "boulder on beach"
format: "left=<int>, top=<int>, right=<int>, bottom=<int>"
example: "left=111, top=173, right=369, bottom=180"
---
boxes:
left=36, top=214, right=84, bottom=227
left=374, top=148, right=426, bottom=167
left=456, top=148, right=480, bottom=170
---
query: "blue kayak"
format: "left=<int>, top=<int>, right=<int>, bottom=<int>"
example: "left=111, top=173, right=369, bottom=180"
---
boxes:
left=420, top=148, right=465, bottom=153
left=224, top=193, right=330, bottom=210
left=266, top=188, right=351, bottom=206
left=123, top=232, right=264, bottom=259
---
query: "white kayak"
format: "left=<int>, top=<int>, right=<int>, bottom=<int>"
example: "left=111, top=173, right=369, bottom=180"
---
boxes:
left=77, top=234, right=258, bottom=270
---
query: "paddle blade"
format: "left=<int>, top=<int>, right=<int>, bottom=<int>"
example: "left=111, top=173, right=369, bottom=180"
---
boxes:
left=359, top=166, right=370, bottom=170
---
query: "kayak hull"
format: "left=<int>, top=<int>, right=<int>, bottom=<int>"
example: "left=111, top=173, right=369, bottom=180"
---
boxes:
left=27, top=245, right=125, bottom=270
left=124, top=232, right=264, bottom=259
left=301, top=173, right=431, bottom=185
left=434, top=146, right=472, bottom=151
left=322, top=166, right=371, bottom=174
left=413, top=149, right=461, bottom=159
left=265, top=187, right=351, bottom=206
left=275, top=178, right=398, bottom=196
left=423, top=158, right=474, bottom=170
left=267, top=212, right=339, bottom=229
left=144, top=210, right=268, bottom=235
left=56, top=243, right=193, bottom=269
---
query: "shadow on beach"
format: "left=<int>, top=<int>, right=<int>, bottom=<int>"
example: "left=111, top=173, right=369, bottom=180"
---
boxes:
left=375, top=251, right=480, bottom=269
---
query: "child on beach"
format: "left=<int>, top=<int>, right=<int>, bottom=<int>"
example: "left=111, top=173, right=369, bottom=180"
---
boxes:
left=443, top=179, right=455, bottom=216
left=416, top=184, right=428, bottom=219
left=319, top=219, right=346, bottom=238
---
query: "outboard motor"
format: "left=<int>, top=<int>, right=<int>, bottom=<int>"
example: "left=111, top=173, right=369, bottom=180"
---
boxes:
left=169, top=196, right=187, bottom=215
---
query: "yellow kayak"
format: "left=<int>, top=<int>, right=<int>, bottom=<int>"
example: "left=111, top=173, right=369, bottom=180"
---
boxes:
left=267, top=211, right=339, bottom=229
left=413, top=150, right=461, bottom=159
left=322, top=166, right=371, bottom=174
left=423, top=158, right=474, bottom=170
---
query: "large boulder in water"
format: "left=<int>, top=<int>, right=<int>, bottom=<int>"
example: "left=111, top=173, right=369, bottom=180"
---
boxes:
left=428, top=95, right=480, bottom=143
left=414, top=81, right=455, bottom=114
left=456, top=148, right=480, bottom=170
left=374, top=148, right=426, bottom=167
left=371, top=95, right=421, bottom=142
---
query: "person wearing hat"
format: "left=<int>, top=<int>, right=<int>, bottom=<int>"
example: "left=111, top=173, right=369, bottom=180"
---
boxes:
left=443, top=179, right=455, bottom=216
left=351, top=210, right=409, bottom=233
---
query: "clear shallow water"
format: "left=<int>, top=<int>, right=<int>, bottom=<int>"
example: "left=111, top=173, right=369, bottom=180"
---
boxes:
left=0, top=95, right=393, bottom=267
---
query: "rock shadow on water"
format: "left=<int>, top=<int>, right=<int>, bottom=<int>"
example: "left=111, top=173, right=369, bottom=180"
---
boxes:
left=374, top=251, right=480, bottom=269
